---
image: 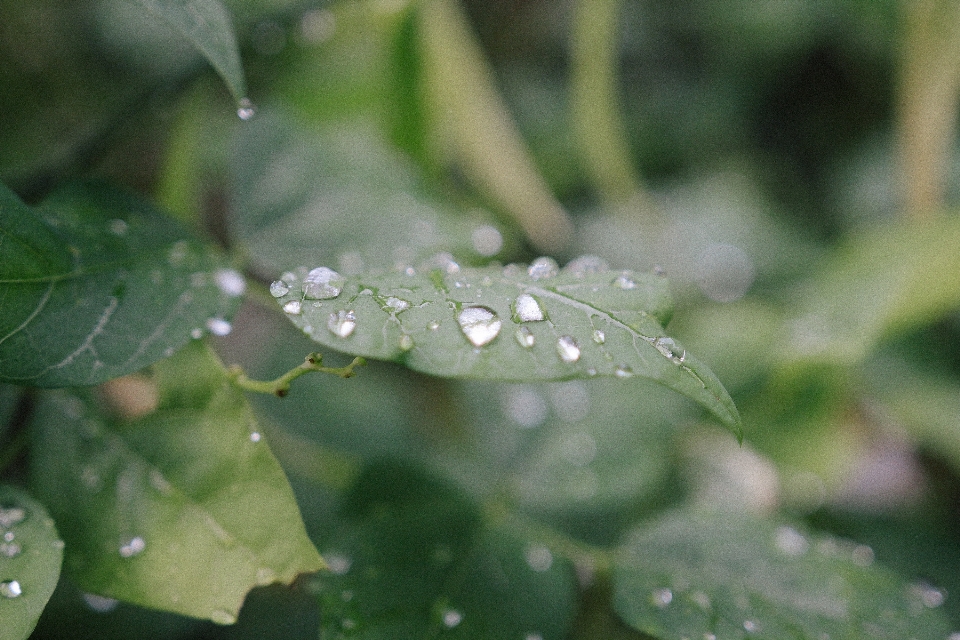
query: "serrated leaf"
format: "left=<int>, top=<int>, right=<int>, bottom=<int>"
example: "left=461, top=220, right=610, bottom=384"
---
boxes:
left=0, top=181, right=244, bottom=387
left=28, top=341, right=324, bottom=624
left=614, top=510, right=953, bottom=640
left=313, top=460, right=577, bottom=639
left=0, top=485, right=64, bottom=640
left=229, top=110, right=511, bottom=275
left=272, top=261, right=742, bottom=437
left=131, top=0, right=247, bottom=104
left=782, top=215, right=960, bottom=367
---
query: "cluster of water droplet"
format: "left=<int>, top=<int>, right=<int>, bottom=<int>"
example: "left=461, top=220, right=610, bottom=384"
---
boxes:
left=0, top=503, right=27, bottom=599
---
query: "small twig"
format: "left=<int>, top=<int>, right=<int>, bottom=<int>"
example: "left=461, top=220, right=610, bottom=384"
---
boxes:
left=228, top=353, right=366, bottom=397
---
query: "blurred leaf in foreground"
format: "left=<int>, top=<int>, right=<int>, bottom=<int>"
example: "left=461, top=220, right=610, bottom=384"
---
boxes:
left=29, top=341, right=323, bottom=624
left=614, top=509, right=953, bottom=640
left=0, top=181, right=244, bottom=388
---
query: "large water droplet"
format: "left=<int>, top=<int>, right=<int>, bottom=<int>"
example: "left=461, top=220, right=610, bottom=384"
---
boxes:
left=528, top=257, right=559, bottom=280
left=442, top=609, right=463, bottom=628
left=119, top=536, right=145, bottom=558
left=327, top=310, right=357, bottom=338
left=214, top=268, right=246, bottom=297
left=513, top=294, right=545, bottom=322
left=0, top=580, right=22, bottom=598
left=237, top=98, right=256, bottom=121
left=205, top=317, right=232, bottom=336
left=471, top=224, right=503, bottom=256
left=0, top=505, right=26, bottom=528
left=282, top=300, right=302, bottom=315
left=565, top=255, right=608, bottom=276
left=515, top=326, right=536, bottom=348
left=556, top=336, right=581, bottom=363
left=302, top=267, right=345, bottom=299
left=654, top=337, right=685, bottom=363
left=651, top=588, right=673, bottom=608
left=458, top=306, right=502, bottom=347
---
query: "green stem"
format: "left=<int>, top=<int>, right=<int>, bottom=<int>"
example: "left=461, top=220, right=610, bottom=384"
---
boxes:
left=228, top=353, right=366, bottom=397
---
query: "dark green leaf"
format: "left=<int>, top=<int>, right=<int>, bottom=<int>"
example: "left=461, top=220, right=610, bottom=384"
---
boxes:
left=614, top=509, right=953, bottom=640
left=312, top=460, right=577, bottom=639
left=28, top=341, right=324, bottom=624
left=0, top=485, right=64, bottom=640
left=0, top=182, right=243, bottom=387
left=132, top=0, right=247, bottom=104
left=271, top=260, right=742, bottom=437
left=229, top=111, right=512, bottom=275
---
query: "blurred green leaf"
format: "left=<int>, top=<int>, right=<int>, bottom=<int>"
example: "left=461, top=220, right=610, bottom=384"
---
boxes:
left=312, top=460, right=577, bottom=639
left=0, top=485, right=64, bottom=640
left=782, top=215, right=960, bottom=367
left=29, top=341, right=324, bottom=624
left=271, top=260, right=741, bottom=436
left=0, top=181, right=243, bottom=387
left=614, top=509, right=952, bottom=640
left=131, top=0, right=247, bottom=104
left=229, top=111, right=511, bottom=275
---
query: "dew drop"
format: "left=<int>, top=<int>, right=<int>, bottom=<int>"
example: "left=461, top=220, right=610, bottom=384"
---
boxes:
left=83, top=593, right=120, bottom=613
left=325, top=553, right=352, bottom=575
left=302, top=267, right=345, bottom=299
left=205, top=318, right=232, bottom=336
left=282, top=300, right=302, bottom=315
left=471, top=224, right=503, bottom=256
left=211, top=609, right=238, bottom=625
left=0, top=506, right=26, bottom=528
left=515, top=326, right=536, bottom=348
left=190, top=327, right=204, bottom=339
left=524, top=544, right=553, bottom=572
left=592, top=329, right=605, bottom=344
left=214, top=268, right=246, bottom=297
left=327, top=310, right=357, bottom=338
left=528, top=257, right=559, bottom=280
left=382, top=296, right=410, bottom=313
left=250, top=431, right=262, bottom=443
left=399, top=334, right=415, bottom=351
left=556, top=336, right=581, bottom=363
left=654, top=337, right=685, bottom=363
left=0, top=541, right=21, bottom=558
left=237, top=98, right=256, bottom=121
left=565, top=255, right=608, bottom=275
left=427, top=320, right=441, bottom=331
left=270, top=280, right=290, bottom=297
left=442, top=609, right=463, bottom=628
left=458, top=306, right=502, bottom=347
left=119, top=536, right=145, bottom=558
left=513, top=294, right=545, bottom=322
left=614, top=364, right=633, bottom=378
left=3, top=532, right=13, bottom=543
left=651, top=588, right=673, bottom=608
left=704, top=634, right=717, bottom=640
left=691, top=590, right=711, bottom=610
left=0, top=580, right=22, bottom=598
left=744, top=620, right=759, bottom=633
left=613, top=273, right=637, bottom=289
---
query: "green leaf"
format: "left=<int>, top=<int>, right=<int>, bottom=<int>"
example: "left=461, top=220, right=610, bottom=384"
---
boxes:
left=28, top=341, right=324, bottom=624
left=131, top=0, right=248, bottom=105
left=613, top=510, right=953, bottom=640
left=312, top=460, right=578, bottom=639
left=229, top=111, right=512, bottom=275
left=271, top=260, right=742, bottom=437
left=0, top=181, right=244, bottom=387
left=782, top=215, right=960, bottom=368
left=0, top=485, right=64, bottom=640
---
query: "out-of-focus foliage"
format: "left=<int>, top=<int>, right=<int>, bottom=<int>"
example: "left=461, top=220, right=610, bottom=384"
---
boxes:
left=3, top=0, right=960, bottom=638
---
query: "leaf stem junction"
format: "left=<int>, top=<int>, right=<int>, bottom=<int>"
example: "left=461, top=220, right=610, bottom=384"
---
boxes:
left=228, top=353, right=366, bottom=397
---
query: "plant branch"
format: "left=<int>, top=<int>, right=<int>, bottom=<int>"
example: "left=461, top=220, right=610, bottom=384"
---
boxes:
left=228, top=353, right=366, bottom=397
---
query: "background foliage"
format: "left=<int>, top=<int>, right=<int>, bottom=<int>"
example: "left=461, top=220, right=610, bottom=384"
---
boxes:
left=3, top=0, right=960, bottom=638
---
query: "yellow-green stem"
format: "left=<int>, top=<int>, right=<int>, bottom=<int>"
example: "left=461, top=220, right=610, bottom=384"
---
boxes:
left=228, top=353, right=366, bottom=397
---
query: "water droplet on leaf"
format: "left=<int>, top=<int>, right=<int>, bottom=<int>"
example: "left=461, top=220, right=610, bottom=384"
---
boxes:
left=326, top=553, right=352, bottom=575
left=528, top=257, right=559, bottom=280
left=592, top=329, right=605, bottom=344
left=556, top=336, right=581, bottom=363
left=421, top=252, right=461, bottom=274
left=283, top=300, right=302, bottom=315
left=302, top=267, right=345, bottom=299
left=471, top=224, right=503, bottom=256
left=513, top=294, right=545, bottom=322
left=458, top=306, right=502, bottom=347
left=744, top=620, right=759, bottom=633
left=190, top=327, right=204, bottom=339
left=399, top=334, right=415, bottom=351
left=0, top=580, right=22, bottom=598
left=654, top=337, right=685, bottom=363
left=0, top=541, right=21, bottom=557
left=382, top=296, right=410, bottom=313
left=614, top=365, right=633, bottom=378
left=214, top=268, right=246, bottom=297
left=0, top=505, right=26, bottom=528
left=327, top=310, right=357, bottom=338
left=427, top=320, right=441, bottom=331
left=515, top=326, right=535, bottom=348
left=613, top=273, right=637, bottom=289
left=651, top=588, right=673, bottom=608
left=205, top=318, right=232, bottom=336
left=442, top=609, right=463, bottom=628
left=108, top=219, right=128, bottom=235
left=565, top=255, right=608, bottom=275
left=119, top=536, right=145, bottom=558
left=250, top=431, right=262, bottom=442
left=237, top=98, right=256, bottom=121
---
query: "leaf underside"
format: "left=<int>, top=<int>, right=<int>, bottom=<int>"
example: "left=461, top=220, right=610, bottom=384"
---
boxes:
left=272, top=261, right=742, bottom=437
